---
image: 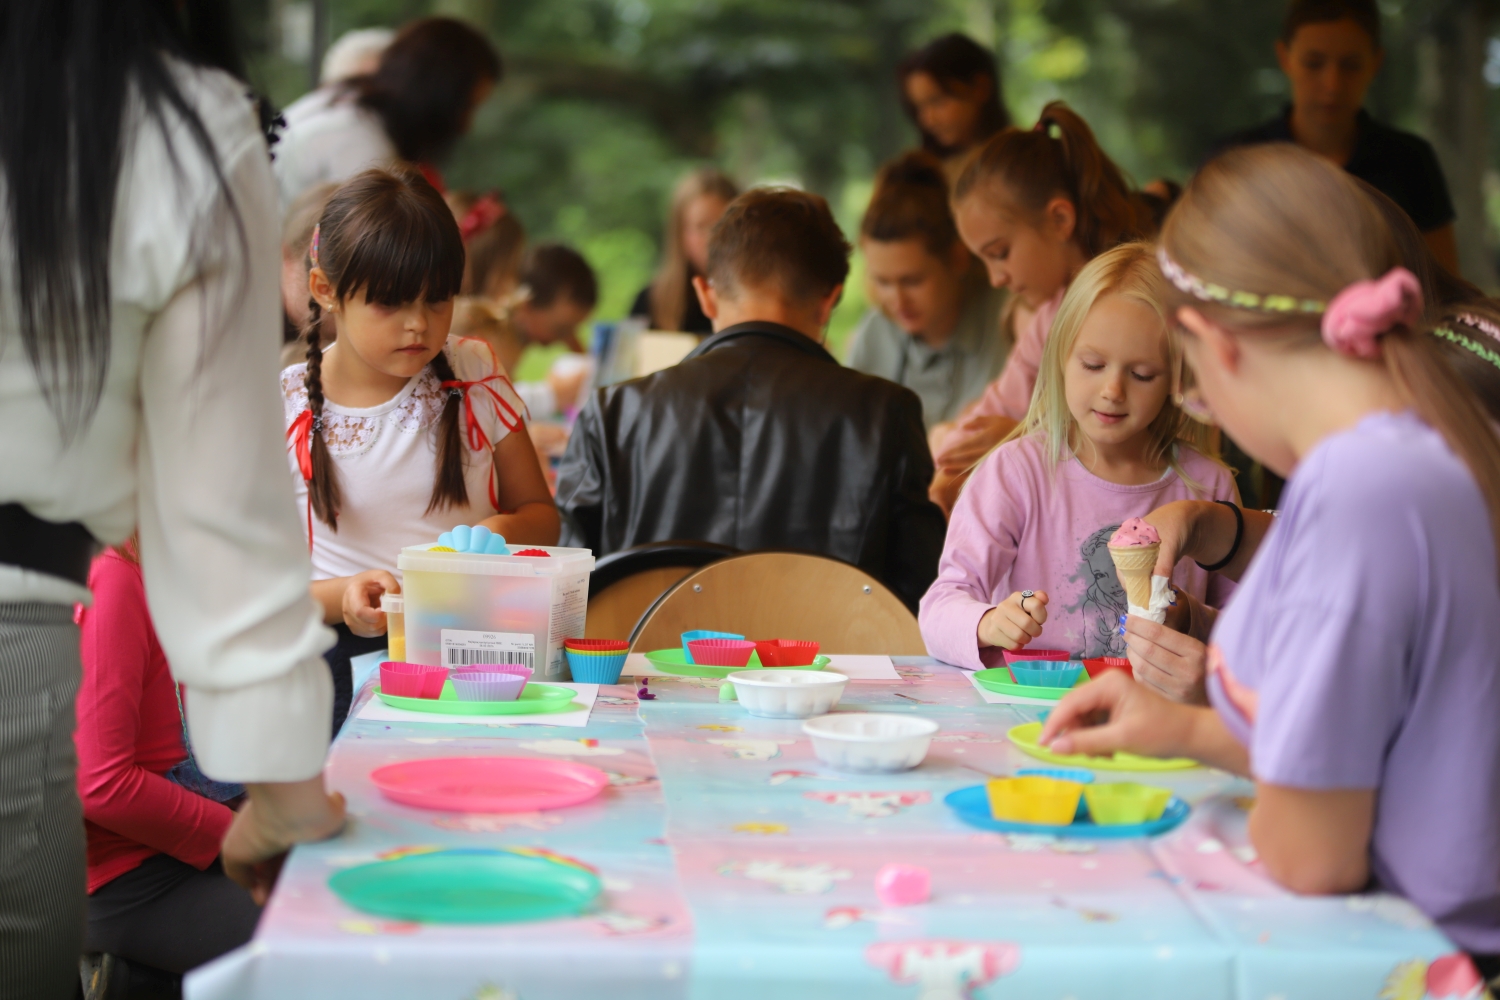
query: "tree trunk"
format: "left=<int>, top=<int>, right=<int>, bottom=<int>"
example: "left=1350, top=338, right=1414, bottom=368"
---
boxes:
left=1419, top=0, right=1498, bottom=287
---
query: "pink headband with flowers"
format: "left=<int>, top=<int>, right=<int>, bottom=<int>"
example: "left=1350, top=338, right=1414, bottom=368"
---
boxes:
left=1156, top=247, right=1423, bottom=360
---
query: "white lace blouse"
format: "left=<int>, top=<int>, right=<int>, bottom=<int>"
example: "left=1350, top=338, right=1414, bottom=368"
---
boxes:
left=281, top=336, right=528, bottom=580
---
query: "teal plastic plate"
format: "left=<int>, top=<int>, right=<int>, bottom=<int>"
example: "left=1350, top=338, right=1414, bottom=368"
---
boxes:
left=944, top=785, right=1190, bottom=838
left=644, top=647, right=830, bottom=678
left=330, top=848, right=602, bottom=923
left=973, top=666, right=1086, bottom=702
left=375, top=681, right=578, bottom=716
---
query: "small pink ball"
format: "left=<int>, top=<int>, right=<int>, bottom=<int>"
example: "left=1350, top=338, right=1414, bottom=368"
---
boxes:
left=874, top=863, right=931, bottom=907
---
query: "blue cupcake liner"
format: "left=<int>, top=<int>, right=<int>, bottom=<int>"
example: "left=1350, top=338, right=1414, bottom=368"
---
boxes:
left=566, top=650, right=627, bottom=684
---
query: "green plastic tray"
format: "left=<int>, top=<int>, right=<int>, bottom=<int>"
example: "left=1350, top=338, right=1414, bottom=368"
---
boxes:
left=330, top=848, right=601, bottom=923
left=1007, top=722, right=1198, bottom=771
left=644, top=647, right=830, bottom=678
left=375, top=681, right=579, bottom=716
left=974, top=666, right=1087, bottom=702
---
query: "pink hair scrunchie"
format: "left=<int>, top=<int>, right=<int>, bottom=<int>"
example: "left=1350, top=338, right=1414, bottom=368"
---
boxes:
left=1321, top=267, right=1423, bottom=359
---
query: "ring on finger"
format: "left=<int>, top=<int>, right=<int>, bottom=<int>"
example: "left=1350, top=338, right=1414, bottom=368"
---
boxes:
left=1020, top=589, right=1035, bottom=613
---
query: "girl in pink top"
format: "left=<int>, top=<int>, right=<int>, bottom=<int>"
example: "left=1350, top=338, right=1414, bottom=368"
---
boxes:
left=930, top=102, right=1154, bottom=513
left=76, top=546, right=261, bottom=975
left=920, top=243, right=1237, bottom=669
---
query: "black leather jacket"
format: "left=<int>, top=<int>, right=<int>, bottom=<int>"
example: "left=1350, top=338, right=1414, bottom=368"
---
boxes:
left=556, top=322, right=947, bottom=610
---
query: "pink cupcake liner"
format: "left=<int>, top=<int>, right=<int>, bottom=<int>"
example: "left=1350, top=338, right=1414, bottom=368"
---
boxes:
left=687, top=638, right=756, bottom=667
left=381, top=661, right=448, bottom=700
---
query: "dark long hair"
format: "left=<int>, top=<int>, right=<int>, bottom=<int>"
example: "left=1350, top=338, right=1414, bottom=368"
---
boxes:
left=0, top=0, right=246, bottom=439
left=353, top=18, right=501, bottom=164
left=302, top=167, right=468, bottom=529
left=897, top=33, right=1011, bottom=158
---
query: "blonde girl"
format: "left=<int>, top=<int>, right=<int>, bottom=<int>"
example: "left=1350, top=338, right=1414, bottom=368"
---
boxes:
left=632, top=168, right=740, bottom=334
left=1041, top=144, right=1500, bottom=970
left=919, top=242, right=1236, bottom=669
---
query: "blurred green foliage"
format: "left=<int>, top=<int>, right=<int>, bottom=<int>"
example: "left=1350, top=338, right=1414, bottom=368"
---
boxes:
left=235, top=0, right=1484, bottom=377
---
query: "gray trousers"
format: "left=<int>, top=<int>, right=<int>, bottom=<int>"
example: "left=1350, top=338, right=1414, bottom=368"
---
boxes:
left=0, top=603, right=86, bottom=1000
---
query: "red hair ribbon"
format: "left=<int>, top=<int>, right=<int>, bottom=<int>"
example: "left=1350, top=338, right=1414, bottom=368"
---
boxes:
left=285, top=409, right=317, bottom=551
left=417, top=162, right=446, bottom=196
left=459, top=193, right=506, bottom=243
left=440, top=373, right=528, bottom=510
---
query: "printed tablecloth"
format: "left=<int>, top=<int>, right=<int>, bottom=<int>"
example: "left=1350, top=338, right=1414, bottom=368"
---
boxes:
left=186, top=659, right=1467, bottom=1000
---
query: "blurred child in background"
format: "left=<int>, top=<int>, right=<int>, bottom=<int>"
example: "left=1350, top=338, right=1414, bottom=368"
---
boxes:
left=631, top=168, right=738, bottom=334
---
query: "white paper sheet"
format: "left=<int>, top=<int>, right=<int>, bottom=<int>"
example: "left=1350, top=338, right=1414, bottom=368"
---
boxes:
left=354, top=682, right=600, bottom=727
left=621, top=652, right=900, bottom=680
left=966, top=668, right=1060, bottom=707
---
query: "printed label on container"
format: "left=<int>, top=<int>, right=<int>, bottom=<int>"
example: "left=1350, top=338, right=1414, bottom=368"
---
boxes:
left=440, top=630, right=536, bottom=669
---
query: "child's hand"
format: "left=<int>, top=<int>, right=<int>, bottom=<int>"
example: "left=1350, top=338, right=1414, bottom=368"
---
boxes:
left=342, top=570, right=399, bottom=638
left=1038, top=669, right=1194, bottom=759
left=977, top=590, right=1049, bottom=650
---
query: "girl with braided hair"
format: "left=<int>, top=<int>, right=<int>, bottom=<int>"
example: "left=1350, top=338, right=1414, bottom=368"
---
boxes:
left=282, top=167, right=559, bottom=730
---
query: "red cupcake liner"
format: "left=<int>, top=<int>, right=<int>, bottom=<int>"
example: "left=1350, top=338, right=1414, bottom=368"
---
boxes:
left=753, top=639, right=820, bottom=667
left=564, top=638, right=630, bottom=652
left=514, top=549, right=551, bottom=557
left=1082, top=656, right=1132, bottom=679
left=686, top=638, right=756, bottom=667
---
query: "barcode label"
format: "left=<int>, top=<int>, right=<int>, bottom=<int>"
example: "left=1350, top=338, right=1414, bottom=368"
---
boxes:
left=440, top=629, right=536, bottom=669
left=445, top=648, right=534, bottom=668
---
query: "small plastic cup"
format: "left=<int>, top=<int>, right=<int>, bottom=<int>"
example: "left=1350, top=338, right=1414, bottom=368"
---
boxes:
left=449, top=670, right=527, bottom=702
left=381, top=593, right=405, bottom=662
left=565, top=649, right=627, bottom=684
left=753, top=639, right=820, bottom=667
left=687, top=638, right=756, bottom=667
left=681, top=630, right=744, bottom=664
left=1083, top=656, right=1131, bottom=680
left=1001, top=648, right=1071, bottom=665
left=986, top=776, right=1085, bottom=825
left=1083, top=783, right=1173, bottom=826
left=1007, top=660, right=1085, bottom=688
left=380, top=661, right=447, bottom=699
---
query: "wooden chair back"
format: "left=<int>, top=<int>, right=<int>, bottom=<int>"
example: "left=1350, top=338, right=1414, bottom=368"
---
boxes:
left=629, top=551, right=926, bottom=654
left=584, top=541, right=736, bottom=639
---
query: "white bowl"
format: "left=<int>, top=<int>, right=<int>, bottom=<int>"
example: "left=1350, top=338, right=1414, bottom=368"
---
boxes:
left=727, top=670, right=847, bottom=719
left=801, top=713, right=939, bottom=773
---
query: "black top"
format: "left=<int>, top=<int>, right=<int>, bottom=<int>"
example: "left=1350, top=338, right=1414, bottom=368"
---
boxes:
left=555, top=321, right=947, bottom=610
left=1209, top=107, right=1455, bottom=232
left=629, top=275, right=714, bottom=334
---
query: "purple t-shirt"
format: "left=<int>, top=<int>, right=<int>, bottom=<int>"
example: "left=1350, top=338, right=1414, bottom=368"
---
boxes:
left=1210, top=411, right=1500, bottom=953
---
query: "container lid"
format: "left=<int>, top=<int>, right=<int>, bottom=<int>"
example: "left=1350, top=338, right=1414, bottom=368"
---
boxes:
left=380, top=593, right=404, bottom=613
left=397, top=543, right=595, bottom=577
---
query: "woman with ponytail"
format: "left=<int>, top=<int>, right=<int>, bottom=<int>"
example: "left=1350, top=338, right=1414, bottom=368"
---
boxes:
left=283, top=168, right=559, bottom=730
left=1041, top=143, right=1500, bottom=974
left=929, top=101, right=1152, bottom=511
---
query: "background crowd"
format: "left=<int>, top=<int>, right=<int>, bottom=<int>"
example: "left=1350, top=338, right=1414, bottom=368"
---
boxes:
left=6, top=2, right=1500, bottom=999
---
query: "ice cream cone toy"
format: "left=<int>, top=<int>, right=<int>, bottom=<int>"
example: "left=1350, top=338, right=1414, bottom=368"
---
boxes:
left=1108, top=518, right=1160, bottom=609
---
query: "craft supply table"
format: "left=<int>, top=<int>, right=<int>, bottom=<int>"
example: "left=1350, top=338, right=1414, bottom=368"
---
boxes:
left=187, top=659, right=1464, bottom=1000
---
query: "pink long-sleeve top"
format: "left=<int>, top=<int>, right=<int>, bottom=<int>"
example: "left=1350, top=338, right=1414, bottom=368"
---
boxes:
left=76, top=550, right=234, bottom=894
left=919, top=433, right=1238, bottom=668
left=965, top=287, right=1065, bottom=422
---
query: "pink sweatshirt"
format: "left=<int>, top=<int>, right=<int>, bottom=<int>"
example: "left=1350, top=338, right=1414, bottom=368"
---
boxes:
left=76, top=551, right=233, bottom=893
left=919, top=433, right=1238, bottom=667
left=967, top=287, right=1065, bottom=422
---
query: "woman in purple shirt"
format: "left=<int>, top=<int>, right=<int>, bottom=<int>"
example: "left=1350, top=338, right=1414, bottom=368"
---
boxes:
left=1040, top=143, right=1500, bottom=974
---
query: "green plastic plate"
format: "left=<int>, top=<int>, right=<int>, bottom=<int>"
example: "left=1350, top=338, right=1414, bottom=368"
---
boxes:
left=644, top=647, right=830, bottom=678
left=1007, top=721, right=1198, bottom=771
left=330, top=848, right=601, bottom=924
left=375, top=681, right=579, bottom=716
left=974, top=666, right=1087, bottom=702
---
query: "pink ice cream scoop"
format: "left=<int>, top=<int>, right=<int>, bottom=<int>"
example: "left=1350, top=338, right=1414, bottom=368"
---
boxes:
left=1109, top=517, right=1160, bottom=547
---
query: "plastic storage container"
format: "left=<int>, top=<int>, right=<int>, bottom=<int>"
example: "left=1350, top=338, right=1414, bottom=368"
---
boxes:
left=398, top=543, right=595, bottom=682
left=381, top=593, right=405, bottom=662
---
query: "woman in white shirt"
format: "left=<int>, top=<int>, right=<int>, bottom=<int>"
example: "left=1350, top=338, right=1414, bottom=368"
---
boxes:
left=0, top=3, right=342, bottom=995
left=274, top=17, right=501, bottom=213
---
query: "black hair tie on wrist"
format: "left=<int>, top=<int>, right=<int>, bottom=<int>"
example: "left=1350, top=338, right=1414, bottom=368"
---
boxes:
left=1196, top=500, right=1244, bottom=572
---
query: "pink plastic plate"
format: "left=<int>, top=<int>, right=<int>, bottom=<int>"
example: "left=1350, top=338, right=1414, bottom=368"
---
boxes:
left=370, top=757, right=610, bottom=813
